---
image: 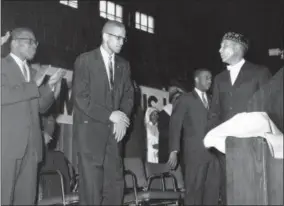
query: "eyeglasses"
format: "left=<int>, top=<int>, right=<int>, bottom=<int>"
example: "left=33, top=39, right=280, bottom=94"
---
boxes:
left=107, top=33, right=127, bottom=43
left=14, top=38, right=39, bottom=46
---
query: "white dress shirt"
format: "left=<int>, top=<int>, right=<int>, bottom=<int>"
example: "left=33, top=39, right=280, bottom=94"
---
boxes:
left=100, top=46, right=115, bottom=87
left=194, top=87, right=208, bottom=106
left=10, top=53, right=30, bottom=82
left=227, top=58, right=245, bottom=85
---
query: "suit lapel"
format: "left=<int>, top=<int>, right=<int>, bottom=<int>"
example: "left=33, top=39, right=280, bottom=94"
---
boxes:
left=232, top=61, right=248, bottom=88
left=6, top=55, right=26, bottom=83
left=192, top=90, right=209, bottom=110
left=113, top=56, right=122, bottom=89
left=94, top=49, right=112, bottom=91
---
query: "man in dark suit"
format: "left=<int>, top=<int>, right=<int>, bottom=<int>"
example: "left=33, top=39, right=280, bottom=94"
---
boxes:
left=168, top=68, right=220, bottom=205
left=158, top=89, right=182, bottom=163
left=1, top=28, right=62, bottom=205
left=73, top=20, right=134, bottom=205
left=207, top=32, right=272, bottom=204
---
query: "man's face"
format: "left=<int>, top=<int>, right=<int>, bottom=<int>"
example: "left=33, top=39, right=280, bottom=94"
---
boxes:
left=219, top=39, right=235, bottom=64
left=150, top=111, right=159, bottom=124
left=13, top=31, right=38, bottom=60
left=106, top=26, right=126, bottom=54
left=196, top=71, right=212, bottom=91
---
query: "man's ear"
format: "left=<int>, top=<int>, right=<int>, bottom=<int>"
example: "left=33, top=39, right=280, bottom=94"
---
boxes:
left=195, top=77, right=199, bottom=83
left=102, top=33, right=108, bottom=42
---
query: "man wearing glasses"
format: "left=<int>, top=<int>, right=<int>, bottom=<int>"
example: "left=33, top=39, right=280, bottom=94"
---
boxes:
left=73, top=20, right=134, bottom=205
left=1, top=27, right=63, bottom=205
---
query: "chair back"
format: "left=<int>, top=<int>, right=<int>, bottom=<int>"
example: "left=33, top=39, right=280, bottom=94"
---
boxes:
left=124, top=157, right=148, bottom=189
left=144, top=162, right=184, bottom=190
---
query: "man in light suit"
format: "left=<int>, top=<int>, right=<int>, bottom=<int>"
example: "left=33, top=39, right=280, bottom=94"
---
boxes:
left=1, top=27, right=62, bottom=205
left=168, top=68, right=220, bottom=205
left=207, top=32, right=272, bottom=204
left=73, top=20, right=134, bottom=205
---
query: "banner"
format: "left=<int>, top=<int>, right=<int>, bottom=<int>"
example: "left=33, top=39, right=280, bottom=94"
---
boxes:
left=46, top=67, right=169, bottom=125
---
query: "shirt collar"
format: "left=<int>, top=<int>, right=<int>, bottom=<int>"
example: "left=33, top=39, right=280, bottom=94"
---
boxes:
left=227, top=58, right=245, bottom=71
left=194, top=87, right=205, bottom=97
left=100, top=46, right=114, bottom=62
left=10, top=53, right=26, bottom=68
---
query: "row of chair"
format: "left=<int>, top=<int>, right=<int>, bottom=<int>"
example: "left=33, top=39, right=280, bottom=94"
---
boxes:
left=37, top=152, right=185, bottom=206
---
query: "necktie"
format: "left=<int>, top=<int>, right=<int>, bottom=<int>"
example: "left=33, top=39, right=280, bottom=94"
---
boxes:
left=108, top=55, right=114, bottom=89
left=22, top=62, right=30, bottom=82
left=201, top=92, right=209, bottom=109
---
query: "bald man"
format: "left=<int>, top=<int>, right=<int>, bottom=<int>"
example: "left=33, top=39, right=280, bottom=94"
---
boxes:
left=73, top=20, right=134, bottom=205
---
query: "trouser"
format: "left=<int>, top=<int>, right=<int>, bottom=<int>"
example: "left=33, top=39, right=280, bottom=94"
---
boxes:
left=184, top=157, right=220, bottom=205
left=1, top=144, right=38, bottom=205
left=214, top=149, right=227, bottom=205
left=78, top=135, right=124, bottom=205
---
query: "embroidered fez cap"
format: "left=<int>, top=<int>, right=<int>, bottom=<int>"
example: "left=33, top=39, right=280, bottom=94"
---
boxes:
left=222, top=32, right=249, bottom=50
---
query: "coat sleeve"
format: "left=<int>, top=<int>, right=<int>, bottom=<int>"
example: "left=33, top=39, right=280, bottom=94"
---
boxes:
left=207, top=76, right=221, bottom=132
left=1, top=72, right=39, bottom=106
left=38, top=83, right=55, bottom=114
left=119, top=62, right=134, bottom=117
left=73, top=55, right=112, bottom=123
left=169, top=95, right=187, bottom=152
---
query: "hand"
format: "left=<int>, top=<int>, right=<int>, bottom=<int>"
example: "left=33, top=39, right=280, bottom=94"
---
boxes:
left=109, top=111, right=130, bottom=126
left=43, top=132, right=53, bottom=145
left=48, top=68, right=66, bottom=88
left=113, top=122, right=127, bottom=142
left=167, top=151, right=178, bottom=169
left=1, top=31, right=10, bottom=46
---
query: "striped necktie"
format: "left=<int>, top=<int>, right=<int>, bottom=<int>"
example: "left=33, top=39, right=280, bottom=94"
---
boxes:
left=108, top=55, right=114, bottom=89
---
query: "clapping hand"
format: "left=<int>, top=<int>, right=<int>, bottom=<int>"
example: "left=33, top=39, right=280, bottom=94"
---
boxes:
left=48, top=68, right=66, bottom=89
left=1, top=31, right=10, bottom=46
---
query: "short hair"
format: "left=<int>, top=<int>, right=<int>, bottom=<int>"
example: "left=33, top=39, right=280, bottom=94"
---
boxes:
left=169, top=90, right=182, bottom=103
left=193, top=68, right=211, bottom=79
left=11, top=27, right=34, bottom=40
left=102, top=20, right=125, bottom=34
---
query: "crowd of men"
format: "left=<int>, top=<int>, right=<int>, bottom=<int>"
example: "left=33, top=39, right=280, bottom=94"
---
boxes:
left=1, top=19, right=283, bottom=206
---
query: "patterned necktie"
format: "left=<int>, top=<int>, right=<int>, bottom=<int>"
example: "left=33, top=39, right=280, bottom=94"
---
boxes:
left=201, top=92, right=209, bottom=109
left=22, top=62, right=29, bottom=82
left=108, top=55, right=114, bottom=89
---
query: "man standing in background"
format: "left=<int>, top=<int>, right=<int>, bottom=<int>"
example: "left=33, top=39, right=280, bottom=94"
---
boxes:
left=168, top=68, right=220, bottom=205
left=73, top=20, right=134, bottom=205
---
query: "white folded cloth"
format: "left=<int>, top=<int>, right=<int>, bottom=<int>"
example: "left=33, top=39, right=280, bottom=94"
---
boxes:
left=204, top=112, right=283, bottom=159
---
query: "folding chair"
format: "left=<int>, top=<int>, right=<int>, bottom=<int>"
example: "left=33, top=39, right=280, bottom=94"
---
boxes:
left=37, top=151, right=79, bottom=205
left=123, top=157, right=182, bottom=206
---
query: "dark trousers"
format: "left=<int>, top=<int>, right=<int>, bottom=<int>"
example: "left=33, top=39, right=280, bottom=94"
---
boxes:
left=184, top=157, right=220, bottom=205
left=1, top=144, right=38, bottom=205
left=214, top=149, right=227, bottom=205
left=78, top=135, right=124, bottom=205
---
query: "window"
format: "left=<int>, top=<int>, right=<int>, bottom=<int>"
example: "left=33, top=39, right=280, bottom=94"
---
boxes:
left=99, top=1, right=123, bottom=23
left=60, top=0, right=78, bottom=9
left=135, top=12, right=154, bottom=34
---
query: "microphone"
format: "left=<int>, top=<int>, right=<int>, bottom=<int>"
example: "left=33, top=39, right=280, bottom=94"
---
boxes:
left=268, top=48, right=284, bottom=59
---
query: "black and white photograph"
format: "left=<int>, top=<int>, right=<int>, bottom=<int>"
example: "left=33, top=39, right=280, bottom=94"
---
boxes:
left=1, top=0, right=283, bottom=205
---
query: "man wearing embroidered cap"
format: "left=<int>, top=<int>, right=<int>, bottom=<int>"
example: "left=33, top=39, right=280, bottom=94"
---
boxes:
left=206, top=31, right=272, bottom=204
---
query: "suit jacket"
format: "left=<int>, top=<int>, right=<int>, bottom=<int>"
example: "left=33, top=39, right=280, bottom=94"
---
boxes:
left=247, top=67, right=283, bottom=132
left=1, top=55, right=55, bottom=161
left=207, top=61, right=271, bottom=131
left=72, top=48, right=134, bottom=164
left=158, top=109, right=171, bottom=163
left=169, top=91, right=213, bottom=164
